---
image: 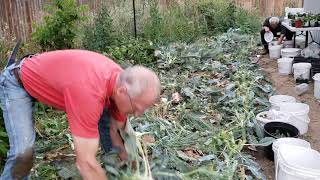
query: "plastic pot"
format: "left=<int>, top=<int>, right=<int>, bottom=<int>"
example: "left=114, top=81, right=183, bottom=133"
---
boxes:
left=263, top=122, right=299, bottom=161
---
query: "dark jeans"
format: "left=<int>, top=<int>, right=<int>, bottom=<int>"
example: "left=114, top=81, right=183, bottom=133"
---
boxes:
left=260, top=29, right=294, bottom=49
left=98, top=109, right=113, bottom=153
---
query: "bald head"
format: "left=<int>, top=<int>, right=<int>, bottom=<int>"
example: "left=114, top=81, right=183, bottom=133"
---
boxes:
left=118, top=66, right=161, bottom=100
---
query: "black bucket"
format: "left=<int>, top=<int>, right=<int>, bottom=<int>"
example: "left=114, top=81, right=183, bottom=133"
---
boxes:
left=263, top=122, right=299, bottom=161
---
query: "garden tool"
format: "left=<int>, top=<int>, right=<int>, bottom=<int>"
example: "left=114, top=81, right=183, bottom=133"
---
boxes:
left=6, top=38, right=21, bottom=68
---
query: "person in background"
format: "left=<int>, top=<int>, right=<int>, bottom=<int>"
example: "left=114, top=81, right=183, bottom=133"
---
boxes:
left=0, top=49, right=161, bottom=180
left=260, top=16, right=294, bottom=55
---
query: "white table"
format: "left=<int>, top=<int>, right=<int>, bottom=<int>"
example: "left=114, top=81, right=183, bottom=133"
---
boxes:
left=281, top=22, right=320, bottom=47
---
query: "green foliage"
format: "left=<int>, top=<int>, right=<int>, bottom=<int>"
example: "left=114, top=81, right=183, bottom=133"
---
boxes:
left=106, top=38, right=156, bottom=65
left=33, top=163, right=58, bottom=179
left=143, top=1, right=205, bottom=44
left=0, top=110, right=8, bottom=172
left=197, top=0, right=233, bottom=34
left=234, top=8, right=261, bottom=34
left=34, top=102, right=68, bottom=138
left=82, top=6, right=114, bottom=52
left=32, top=0, right=87, bottom=51
left=197, top=0, right=261, bottom=34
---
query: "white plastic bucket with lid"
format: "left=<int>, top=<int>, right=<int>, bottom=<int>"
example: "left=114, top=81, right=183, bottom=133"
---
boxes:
left=277, top=57, right=294, bottom=75
left=281, top=48, right=301, bottom=58
left=269, top=95, right=296, bottom=110
left=277, top=102, right=310, bottom=134
left=269, top=44, right=282, bottom=59
left=256, top=110, right=290, bottom=126
left=272, top=138, right=311, bottom=166
left=283, top=40, right=294, bottom=48
left=312, top=73, right=320, bottom=99
left=293, top=63, right=312, bottom=81
left=276, top=145, right=320, bottom=180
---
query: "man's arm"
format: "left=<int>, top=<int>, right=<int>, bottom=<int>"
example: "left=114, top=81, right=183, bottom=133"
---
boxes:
left=109, top=118, right=128, bottom=161
left=278, top=25, right=287, bottom=44
left=73, top=136, right=108, bottom=180
left=278, top=34, right=285, bottom=44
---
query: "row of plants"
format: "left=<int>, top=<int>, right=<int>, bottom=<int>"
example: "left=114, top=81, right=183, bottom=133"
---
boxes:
left=100, top=30, right=271, bottom=179
left=288, top=12, right=320, bottom=27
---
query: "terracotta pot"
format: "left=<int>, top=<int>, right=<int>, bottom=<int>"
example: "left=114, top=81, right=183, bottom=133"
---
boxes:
left=295, top=19, right=302, bottom=28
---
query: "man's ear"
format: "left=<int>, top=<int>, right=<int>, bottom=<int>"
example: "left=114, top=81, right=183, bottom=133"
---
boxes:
left=116, top=85, right=127, bottom=95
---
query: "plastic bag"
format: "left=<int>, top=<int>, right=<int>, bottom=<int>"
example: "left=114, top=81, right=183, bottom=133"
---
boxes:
left=301, top=42, right=320, bottom=58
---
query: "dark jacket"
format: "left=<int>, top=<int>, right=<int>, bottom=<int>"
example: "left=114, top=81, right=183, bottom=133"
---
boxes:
left=263, top=17, right=287, bottom=36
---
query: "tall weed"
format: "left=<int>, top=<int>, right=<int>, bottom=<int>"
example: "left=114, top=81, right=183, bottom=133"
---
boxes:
left=143, top=0, right=205, bottom=43
left=197, top=0, right=261, bottom=35
left=82, top=6, right=114, bottom=52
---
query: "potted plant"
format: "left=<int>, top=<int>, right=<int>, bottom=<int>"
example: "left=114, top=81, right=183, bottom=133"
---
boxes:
left=294, top=14, right=303, bottom=28
left=302, top=14, right=311, bottom=27
left=309, top=14, right=317, bottom=27
left=288, top=13, right=295, bottom=20
left=315, top=14, right=320, bottom=27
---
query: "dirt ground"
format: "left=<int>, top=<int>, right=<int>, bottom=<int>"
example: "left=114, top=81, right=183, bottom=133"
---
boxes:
left=253, top=55, right=320, bottom=180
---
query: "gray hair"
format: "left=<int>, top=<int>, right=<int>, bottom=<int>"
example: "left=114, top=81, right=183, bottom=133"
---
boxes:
left=118, top=65, right=160, bottom=99
left=269, top=17, right=280, bottom=25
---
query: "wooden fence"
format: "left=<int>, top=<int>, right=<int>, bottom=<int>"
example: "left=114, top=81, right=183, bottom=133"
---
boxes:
left=0, top=0, right=303, bottom=41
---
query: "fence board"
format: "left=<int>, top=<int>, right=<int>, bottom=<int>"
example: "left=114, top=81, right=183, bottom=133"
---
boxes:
left=0, top=0, right=303, bottom=41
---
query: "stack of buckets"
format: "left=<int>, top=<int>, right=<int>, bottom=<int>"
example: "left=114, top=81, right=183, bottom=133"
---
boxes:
left=268, top=95, right=310, bottom=135
left=255, top=94, right=320, bottom=179
left=270, top=39, right=320, bottom=100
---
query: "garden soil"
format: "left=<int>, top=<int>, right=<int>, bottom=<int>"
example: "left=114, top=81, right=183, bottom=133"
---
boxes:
left=255, top=56, right=320, bottom=180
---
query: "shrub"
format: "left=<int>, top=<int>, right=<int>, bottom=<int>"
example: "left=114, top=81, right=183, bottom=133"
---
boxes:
left=197, top=0, right=261, bottom=35
left=32, top=0, right=87, bottom=51
left=234, top=8, right=261, bottom=34
left=82, top=6, right=114, bottom=52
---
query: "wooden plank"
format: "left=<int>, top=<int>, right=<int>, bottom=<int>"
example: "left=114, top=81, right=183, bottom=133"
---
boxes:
left=25, top=1, right=32, bottom=38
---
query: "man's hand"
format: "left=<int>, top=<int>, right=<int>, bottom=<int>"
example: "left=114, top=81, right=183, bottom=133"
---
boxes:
left=263, top=26, right=270, bottom=32
left=73, top=136, right=108, bottom=180
left=278, top=34, right=285, bottom=45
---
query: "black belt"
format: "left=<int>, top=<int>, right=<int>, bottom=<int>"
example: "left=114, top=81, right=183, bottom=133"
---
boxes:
left=13, top=68, right=23, bottom=87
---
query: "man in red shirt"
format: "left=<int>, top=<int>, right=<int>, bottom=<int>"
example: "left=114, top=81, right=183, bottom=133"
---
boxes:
left=0, top=50, right=160, bottom=180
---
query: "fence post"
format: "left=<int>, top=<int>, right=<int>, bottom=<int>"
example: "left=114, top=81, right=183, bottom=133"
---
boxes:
left=132, top=0, right=137, bottom=38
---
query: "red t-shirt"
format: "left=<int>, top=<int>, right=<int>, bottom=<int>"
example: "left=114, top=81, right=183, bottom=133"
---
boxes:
left=20, top=50, right=127, bottom=138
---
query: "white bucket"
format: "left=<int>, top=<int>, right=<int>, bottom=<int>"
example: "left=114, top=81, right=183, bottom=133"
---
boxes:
left=269, top=95, right=296, bottom=110
left=256, top=111, right=290, bottom=126
left=269, top=44, right=282, bottom=59
left=269, top=41, right=282, bottom=49
left=293, top=63, right=312, bottom=81
left=276, top=145, right=320, bottom=180
left=283, top=40, right=294, bottom=48
left=277, top=57, right=294, bottom=75
left=281, top=48, right=301, bottom=58
left=296, top=36, right=306, bottom=49
left=277, top=102, right=310, bottom=134
left=272, top=138, right=311, bottom=166
left=312, top=73, right=320, bottom=99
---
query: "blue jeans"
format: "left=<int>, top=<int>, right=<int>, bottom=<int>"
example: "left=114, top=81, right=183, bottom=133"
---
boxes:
left=0, top=62, right=113, bottom=179
left=0, top=62, right=35, bottom=180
